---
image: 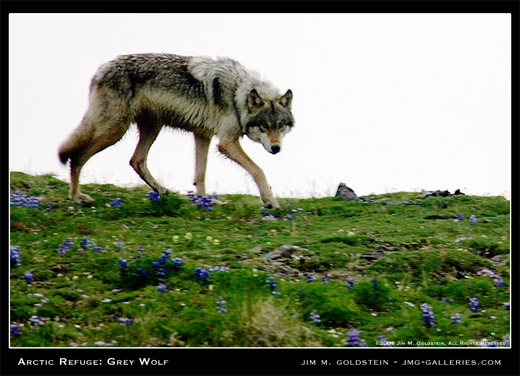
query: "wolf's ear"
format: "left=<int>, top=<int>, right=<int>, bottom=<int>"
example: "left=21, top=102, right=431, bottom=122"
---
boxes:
left=248, top=89, right=264, bottom=111
left=279, top=89, right=293, bottom=109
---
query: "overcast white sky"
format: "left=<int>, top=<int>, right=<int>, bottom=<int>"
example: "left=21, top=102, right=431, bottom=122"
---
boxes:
left=9, top=13, right=511, bottom=199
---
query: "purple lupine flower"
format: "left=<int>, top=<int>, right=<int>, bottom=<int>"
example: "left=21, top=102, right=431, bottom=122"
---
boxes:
left=346, top=329, right=360, bottom=347
left=94, top=246, right=103, bottom=253
left=157, top=254, right=168, bottom=264
left=80, top=237, right=89, bottom=251
left=119, top=317, right=131, bottom=326
left=194, top=267, right=209, bottom=281
left=216, top=297, right=227, bottom=314
left=310, top=310, right=321, bottom=325
left=46, top=204, right=53, bottom=211
left=377, top=335, right=392, bottom=347
left=171, top=257, right=182, bottom=269
left=114, top=240, right=123, bottom=251
left=469, top=215, right=477, bottom=225
left=118, top=258, right=127, bottom=268
left=266, top=277, right=276, bottom=290
left=306, top=274, right=313, bottom=283
left=23, top=272, right=33, bottom=284
left=420, top=303, right=435, bottom=327
left=187, top=191, right=214, bottom=210
left=477, top=268, right=496, bottom=277
left=156, top=268, right=165, bottom=277
left=26, top=196, right=40, bottom=209
left=469, top=298, right=480, bottom=312
left=111, top=198, right=122, bottom=207
left=346, top=277, right=355, bottom=290
left=200, top=196, right=213, bottom=211
left=157, top=283, right=167, bottom=293
left=10, top=246, right=21, bottom=266
left=10, top=192, right=25, bottom=207
left=137, top=268, right=147, bottom=276
left=10, top=324, right=21, bottom=337
left=30, top=315, right=45, bottom=327
left=260, top=205, right=270, bottom=217
left=146, top=191, right=159, bottom=203
left=298, top=288, right=305, bottom=299
left=55, top=238, right=73, bottom=256
left=450, top=313, right=461, bottom=324
left=138, top=246, right=144, bottom=253
left=456, top=214, right=464, bottom=220
left=504, top=302, right=510, bottom=311
left=62, top=237, right=74, bottom=251
left=162, top=248, right=171, bottom=256
left=493, top=276, right=504, bottom=287
left=322, top=273, right=331, bottom=285
left=284, top=212, right=296, bottom=221
left=372, top=278, right=379, bottom=290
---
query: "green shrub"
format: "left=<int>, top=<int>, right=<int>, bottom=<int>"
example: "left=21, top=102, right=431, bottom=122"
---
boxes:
left=352, top=279, right=392, bottom=311
left=299, top=282, right=360, bottom=326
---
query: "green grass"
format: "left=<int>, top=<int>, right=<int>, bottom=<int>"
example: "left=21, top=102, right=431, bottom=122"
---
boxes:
left=9, top=172, right=510, bottom=347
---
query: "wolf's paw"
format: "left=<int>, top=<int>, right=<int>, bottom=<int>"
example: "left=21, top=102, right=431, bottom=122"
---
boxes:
left=261, top=195, right=280, bottom=210
left=155, top=187, right=170, bottom=196
left=71, top=193, right=94, bottom=203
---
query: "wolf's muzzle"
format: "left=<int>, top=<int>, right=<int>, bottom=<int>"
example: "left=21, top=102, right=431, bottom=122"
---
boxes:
left=270, top=145, right=281, bottom=154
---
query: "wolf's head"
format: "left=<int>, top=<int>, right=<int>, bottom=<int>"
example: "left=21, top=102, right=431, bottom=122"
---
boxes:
left=244, top=89, right=294, bottom=154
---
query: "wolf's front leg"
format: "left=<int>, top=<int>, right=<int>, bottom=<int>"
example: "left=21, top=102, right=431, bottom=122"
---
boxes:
left=194, top=134, right=212, bottom=196
left=217, top=140, right=280, bottom=209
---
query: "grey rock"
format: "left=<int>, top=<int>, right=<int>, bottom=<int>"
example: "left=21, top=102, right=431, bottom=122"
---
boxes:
left=335, top=183, right=359, bottom=201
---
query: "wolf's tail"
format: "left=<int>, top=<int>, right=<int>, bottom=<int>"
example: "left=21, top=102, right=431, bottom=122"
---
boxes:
left=58, top=122, right=92, bottom=165
left=58, top=135, right=78, bottom=165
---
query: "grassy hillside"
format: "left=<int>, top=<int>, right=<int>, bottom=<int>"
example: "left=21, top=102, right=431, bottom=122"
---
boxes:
left=9, top=172, right=510, bottom=347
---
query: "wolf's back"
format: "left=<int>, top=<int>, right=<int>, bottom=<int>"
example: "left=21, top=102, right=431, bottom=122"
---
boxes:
left=90, top=54, right=209, bottom=103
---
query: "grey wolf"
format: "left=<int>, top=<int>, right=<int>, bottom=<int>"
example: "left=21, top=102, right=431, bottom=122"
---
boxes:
left=58, top=53, right=294, bottom=208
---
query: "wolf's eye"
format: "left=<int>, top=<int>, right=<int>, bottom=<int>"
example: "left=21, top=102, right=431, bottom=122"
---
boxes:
left=259, top=124, right=268, bottom=131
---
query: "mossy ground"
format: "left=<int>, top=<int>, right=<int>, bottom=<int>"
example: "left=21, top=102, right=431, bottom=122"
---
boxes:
left=9, top=172, right=510, bottom=347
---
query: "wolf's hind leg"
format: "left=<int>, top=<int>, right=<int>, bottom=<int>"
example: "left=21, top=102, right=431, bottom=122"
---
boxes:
left=68, top=119, right=129, bottom=202
left=130, top=122, right=168, bottom=195
left=217, top=139, right=279, bottom=209
left=193, top=134, right=212, bottom=196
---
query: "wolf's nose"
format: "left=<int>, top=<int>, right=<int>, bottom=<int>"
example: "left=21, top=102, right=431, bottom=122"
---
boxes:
left=271, top=145, right=280, bottom=154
